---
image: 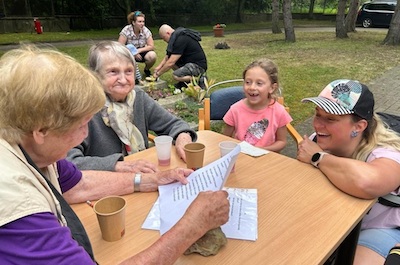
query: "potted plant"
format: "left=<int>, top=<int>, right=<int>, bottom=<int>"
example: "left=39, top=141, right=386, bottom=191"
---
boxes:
left=213, top=23, right=226, bottom=37
left=183, top=76, right=216, bottom=103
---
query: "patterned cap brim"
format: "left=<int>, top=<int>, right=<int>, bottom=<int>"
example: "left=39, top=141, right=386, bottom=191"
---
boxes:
left=302, top=97, right=354, bottom=116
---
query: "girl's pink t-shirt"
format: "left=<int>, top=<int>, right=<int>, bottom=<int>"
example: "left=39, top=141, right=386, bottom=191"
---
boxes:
left=223, top=99, right=292, bottom=147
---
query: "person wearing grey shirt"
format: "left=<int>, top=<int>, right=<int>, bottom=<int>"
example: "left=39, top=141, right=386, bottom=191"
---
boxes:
left=67, top=41, right=196, bottom=174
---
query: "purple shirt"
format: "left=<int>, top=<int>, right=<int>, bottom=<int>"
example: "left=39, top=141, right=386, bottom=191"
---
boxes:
left=57, top=159, right=82, bottom=193
left=0, top=159, right=95, bottom=264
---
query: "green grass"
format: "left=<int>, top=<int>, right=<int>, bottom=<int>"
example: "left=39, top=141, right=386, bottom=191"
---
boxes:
left=189, top=30, right=400, bottom=125
left=1, top=21, right=399, bottom=126
left=0, top=20, right=335, bottom=44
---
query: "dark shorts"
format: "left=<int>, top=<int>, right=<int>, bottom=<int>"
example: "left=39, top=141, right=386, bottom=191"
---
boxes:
left=173, top=63, right=205, bottom=78
left=135, top=51, right=149, bottom=63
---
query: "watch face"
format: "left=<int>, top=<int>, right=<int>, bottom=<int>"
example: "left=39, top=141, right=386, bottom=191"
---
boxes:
left=312, top=153, right=321, bottom=162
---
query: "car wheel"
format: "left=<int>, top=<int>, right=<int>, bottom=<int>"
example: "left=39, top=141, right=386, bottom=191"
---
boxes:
left=362, top=18, right=372, bottom=28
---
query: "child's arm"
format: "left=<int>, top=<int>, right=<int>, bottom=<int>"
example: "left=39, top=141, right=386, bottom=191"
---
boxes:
left=222, top=124, right=235, bottom=138
left=264, top=126, right=288, bottom=153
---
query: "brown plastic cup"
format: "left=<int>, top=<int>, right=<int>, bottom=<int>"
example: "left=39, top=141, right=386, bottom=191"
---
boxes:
left=93, top=196, right=127, bottom=242
left=183, top=142, right=206, bottom=170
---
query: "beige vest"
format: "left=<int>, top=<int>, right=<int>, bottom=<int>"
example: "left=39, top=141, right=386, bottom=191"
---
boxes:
left=0, top=139, right=67, bottom=227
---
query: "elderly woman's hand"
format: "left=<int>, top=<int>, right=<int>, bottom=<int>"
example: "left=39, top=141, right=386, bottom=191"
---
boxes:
left=115, top=160, right=159, bottom=173
left=139, top=167, right=193, bottom=192
left=175, top=132, right=193, bottom=162
left=156, top=167, right=193, bottom=186
left=297, top=135, right=323, bottom=165
left=183, top=190, right=230, bottom=233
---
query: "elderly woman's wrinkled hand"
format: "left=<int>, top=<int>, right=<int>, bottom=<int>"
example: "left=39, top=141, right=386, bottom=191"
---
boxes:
left=184, top=191, right=230, bottom=233
left=156, top=167, right=193, bottom=186
left=175, top=132, right=193, bottom=162
left=115, top=160, right=159, bottom=173
left=297, top=135, right=323, bottom=164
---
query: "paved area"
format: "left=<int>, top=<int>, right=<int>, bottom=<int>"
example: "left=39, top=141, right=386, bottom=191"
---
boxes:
left=281, top=65, right=400, bottom=158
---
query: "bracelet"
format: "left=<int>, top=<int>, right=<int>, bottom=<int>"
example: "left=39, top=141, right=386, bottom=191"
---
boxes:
left=134, top=173, right=141, bottom=192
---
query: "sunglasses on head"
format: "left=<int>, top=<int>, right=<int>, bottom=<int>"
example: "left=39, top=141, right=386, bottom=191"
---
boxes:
left=134, top=11, right=141, bottom=16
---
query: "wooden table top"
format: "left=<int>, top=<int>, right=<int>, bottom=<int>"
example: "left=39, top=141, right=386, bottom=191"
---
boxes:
left=72, top=130, right=375, bottom=265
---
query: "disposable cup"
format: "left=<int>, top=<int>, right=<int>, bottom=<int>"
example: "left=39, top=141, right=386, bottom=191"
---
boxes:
left=93, top=196, right=127, bottom=242
left=154, top=135, right=173, bottom=166
left=219, top=141, right=238, bottom=173
left=183, top=142, right=206, bottom=170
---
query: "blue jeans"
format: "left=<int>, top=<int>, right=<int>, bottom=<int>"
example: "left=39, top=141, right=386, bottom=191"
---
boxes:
left=358, top=228, right=400, bottom=257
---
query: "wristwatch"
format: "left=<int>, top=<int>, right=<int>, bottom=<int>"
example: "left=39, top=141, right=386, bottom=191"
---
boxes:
left=134, top=173, right=141, bottom=192
left=311, top=152, right=328, bottom=168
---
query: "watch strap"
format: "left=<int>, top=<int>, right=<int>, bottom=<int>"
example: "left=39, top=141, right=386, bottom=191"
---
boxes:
left=311, top=152, right=328, bottom=168
left=134, top=173, right=141, bottom=192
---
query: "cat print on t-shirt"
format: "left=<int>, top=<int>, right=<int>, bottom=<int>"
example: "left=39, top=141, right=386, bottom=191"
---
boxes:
left=244, top=119, right=269, bottom=145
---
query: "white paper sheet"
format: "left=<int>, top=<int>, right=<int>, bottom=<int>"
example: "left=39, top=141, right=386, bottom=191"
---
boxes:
left=142, top=145, right=258, bottom=241
left=239, top=141, right=269, bottom=157
left=142, top=188, right=258, bottom=241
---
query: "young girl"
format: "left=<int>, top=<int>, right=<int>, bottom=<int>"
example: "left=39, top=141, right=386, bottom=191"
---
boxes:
left=222, top=58, right=292, bottom=152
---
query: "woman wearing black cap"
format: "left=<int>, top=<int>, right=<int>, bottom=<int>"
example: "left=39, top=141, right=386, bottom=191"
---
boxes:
left=297, top=79, right=400, bottom=265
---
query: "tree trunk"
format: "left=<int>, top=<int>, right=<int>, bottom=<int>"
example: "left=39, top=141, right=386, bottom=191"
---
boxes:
left=25, top=0, right=32, bottom=17
left=308, top=0, right=316, bottom=19
left=271, top=0, right=282, bottom=34
left=345, top=0, right=360, bottom=32
left=283, top=0, right=296, bottom=42
left=235, top=0, right=245, bottom=23
left=1, top=0, right=6, bottom=16
left=148, top=0, right=156, bottom=21
left=50, top=0, right=55, bottom=17
left=336, top=0, right=348, bottom=38
left=383, top=0, right=400, bottom=45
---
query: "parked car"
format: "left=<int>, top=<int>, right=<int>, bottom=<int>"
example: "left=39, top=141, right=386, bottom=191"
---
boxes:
left=356, top=1, right=396, bottom=28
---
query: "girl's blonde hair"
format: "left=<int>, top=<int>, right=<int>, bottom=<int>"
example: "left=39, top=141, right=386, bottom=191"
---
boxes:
left=243, top=58, right=280, bottom=100
left=0, top=45, right=105, bottom=144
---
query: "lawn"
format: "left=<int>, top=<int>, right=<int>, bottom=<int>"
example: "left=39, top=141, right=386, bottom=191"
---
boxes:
left=0, top=21, right=399, bottom=126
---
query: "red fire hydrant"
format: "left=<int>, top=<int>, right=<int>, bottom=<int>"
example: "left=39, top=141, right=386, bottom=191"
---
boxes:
left=34, top=18, right=43, bottom=34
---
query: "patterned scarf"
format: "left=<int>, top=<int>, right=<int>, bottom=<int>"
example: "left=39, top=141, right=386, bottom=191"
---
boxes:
left=101, top=90, right=145, bottom=154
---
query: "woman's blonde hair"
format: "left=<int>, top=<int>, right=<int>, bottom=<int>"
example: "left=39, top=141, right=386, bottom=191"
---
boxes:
left=0, top=45, right=105, bottom=144
left=353, top=114, right=400, bottom=160
left=243, top=58, right=281, bottom=100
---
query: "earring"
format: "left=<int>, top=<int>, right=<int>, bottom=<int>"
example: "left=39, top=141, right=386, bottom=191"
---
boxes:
left=351, top=131, right=359, bottom=138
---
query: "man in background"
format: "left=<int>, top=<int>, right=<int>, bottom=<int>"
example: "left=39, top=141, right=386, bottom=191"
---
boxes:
left=153, top=24, right=207, bottom=89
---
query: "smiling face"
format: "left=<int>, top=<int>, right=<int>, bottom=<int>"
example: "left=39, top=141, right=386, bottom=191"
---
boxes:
left=243, top=66, right=277, bottom=110
left=313, top=107, right=361, bottom=157
left=99, top=55, right=135, bottom=102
